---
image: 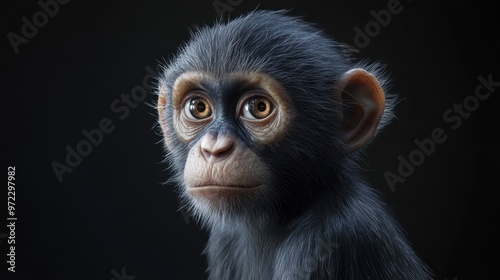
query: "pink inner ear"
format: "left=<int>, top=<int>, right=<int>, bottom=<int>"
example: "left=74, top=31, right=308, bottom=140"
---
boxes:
left=339, top=69, right=385, bottom=152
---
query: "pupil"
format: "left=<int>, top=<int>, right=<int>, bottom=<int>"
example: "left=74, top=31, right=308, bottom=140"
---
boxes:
left=196, top=102, right=206, bottom=112
left=257, top=102, right=266, bottom=112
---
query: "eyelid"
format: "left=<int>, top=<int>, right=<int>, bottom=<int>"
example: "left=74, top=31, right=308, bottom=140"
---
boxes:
left=180, top=91, right=209, bottom=109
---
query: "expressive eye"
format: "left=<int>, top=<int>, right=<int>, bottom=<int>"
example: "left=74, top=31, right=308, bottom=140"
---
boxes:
left=242, top=97, right=274, bottom=120
left=184, top=97, right=213, bottom=119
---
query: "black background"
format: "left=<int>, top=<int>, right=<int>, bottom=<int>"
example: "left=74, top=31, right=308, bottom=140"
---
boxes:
left=2, top=0, right=499, bottom=279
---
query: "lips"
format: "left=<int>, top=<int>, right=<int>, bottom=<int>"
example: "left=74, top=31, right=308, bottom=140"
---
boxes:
left=187, top=184, right=264, bottom=199
left=189, top=184, right=261, bottom=189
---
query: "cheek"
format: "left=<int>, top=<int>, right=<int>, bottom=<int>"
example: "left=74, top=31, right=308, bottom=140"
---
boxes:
left=183, top=143, right=206, bottom=185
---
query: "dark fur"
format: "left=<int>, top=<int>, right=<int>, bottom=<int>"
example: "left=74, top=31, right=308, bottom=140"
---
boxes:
left=158, top=10, right=431, bottom=280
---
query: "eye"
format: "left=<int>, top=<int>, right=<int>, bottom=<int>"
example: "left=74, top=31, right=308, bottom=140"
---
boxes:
left=184, top=97, right=213, bottom=119
left=242, top=97, right=274, bottom=120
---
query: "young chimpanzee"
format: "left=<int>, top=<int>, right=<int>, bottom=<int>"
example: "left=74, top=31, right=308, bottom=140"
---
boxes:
left=156, top=10, right=431, bottom=280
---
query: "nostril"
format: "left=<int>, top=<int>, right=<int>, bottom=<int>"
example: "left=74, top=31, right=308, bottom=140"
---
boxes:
left=211, top=141, right=234, bottom=157
left=200, top=134, right=235, bottom=161
left=200, top=146, right=212, bottom=161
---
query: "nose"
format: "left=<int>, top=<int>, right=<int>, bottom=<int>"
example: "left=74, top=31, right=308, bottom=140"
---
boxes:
left=200, top=133, right=235, bottom=162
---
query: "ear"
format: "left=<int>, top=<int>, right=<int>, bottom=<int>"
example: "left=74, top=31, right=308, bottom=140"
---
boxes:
left=336, top=68, right=385, bottom=153
left=157, top=83, right=172, bottom=149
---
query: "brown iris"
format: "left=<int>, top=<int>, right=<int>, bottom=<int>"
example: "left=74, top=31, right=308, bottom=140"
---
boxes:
left=243, top=97, right=274, bottom=119
left=186, top=97, right=212, bottom=119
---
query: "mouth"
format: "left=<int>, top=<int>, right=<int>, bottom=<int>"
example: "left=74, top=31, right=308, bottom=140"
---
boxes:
left=189, top=184, right=263, bottom=190
left=186, top=181, right=265, bottom=200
